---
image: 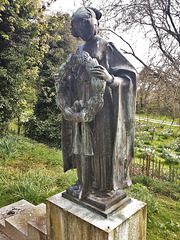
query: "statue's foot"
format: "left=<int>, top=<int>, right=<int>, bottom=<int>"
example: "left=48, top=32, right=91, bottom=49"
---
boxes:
left=86, top=189, right=128, bottom=211
left=90, top=188, right=116, bottom=198
left=104, top=190, right=116, bottom=198
left=66, top=181, right=88, bottom=200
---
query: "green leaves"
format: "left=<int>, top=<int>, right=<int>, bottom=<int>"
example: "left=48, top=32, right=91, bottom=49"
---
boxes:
left=0, top=0, right=77, bottom=138
left=24, top=13, right=77, bottom=147
left=0, top=0, right=63, bottom=134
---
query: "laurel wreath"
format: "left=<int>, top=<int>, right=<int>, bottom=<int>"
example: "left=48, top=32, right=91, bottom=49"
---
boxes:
left=55, top=50, right=106, bottom=122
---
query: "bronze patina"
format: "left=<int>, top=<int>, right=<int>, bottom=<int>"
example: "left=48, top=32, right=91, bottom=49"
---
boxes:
left=55, top=7, right=137, bottom=216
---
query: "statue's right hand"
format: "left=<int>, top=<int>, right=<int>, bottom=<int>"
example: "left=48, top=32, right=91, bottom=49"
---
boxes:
left=90, top=65, right=113, bottom=83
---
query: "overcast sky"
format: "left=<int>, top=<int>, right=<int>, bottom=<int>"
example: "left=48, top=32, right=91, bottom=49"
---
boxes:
left=47, top=0, right=148, bottom=71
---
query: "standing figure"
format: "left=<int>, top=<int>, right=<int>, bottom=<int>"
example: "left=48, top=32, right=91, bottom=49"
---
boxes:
left=55, top=7, right=137, bottom=205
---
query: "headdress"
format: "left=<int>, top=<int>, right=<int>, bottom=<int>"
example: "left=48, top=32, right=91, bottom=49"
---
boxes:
left=72, top=7, right=102, bottom=21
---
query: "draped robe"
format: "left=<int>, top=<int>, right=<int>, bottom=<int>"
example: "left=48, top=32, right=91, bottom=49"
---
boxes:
left=60, top=37, right=137, bottom=192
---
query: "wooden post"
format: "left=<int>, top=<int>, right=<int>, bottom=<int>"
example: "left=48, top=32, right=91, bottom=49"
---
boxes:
left=152, top=159, right=154, bottom=179
left=155, top=159, right=158, bottom=177
left=175, top=168, right=178, bottom=184
left=143, top=155, right=145, bottom=175
left=169, top=164, right=171, bottom=182
left=172, top=165, right=175, bottom=182
left=161, top=162, right=164, bottom=178
left=146, top=155, right=150, bottom=176
left=158, top=160, right=161, bottom=179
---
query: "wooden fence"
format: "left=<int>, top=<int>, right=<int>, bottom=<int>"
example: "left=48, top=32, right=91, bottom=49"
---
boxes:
left=130, top=155, right=180, bottom=184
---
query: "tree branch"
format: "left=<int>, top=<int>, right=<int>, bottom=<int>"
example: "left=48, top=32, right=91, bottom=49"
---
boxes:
left=99, top=27, right=153, bottom=72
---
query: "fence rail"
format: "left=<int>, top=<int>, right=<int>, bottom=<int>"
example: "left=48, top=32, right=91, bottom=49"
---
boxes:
left=130, top=155, right=180, bottom=184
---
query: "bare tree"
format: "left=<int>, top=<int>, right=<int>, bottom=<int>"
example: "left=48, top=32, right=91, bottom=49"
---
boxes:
left=80, top=0, right=179, bottom=71
left=137, top=67, right=180, bottom=119
left=79, top=0, right=180, bottom=119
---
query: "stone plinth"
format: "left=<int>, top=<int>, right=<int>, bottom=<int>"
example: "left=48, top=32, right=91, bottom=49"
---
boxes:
left=28, top=214, right=47, bottom=240
left=0, top=231, right=11, bottom=240
left=5, top=203, right=46, bottom=240
left=0, top=200, right=34, bottom=234
left=46, top=192, right=147, bottom=240
left=0, top=200, right=47, bottom=240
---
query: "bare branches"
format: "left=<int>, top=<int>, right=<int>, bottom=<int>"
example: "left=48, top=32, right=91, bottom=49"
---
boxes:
left=97, top=0, right=180, bottom=74
left=82, top=0, right=180, bottom=77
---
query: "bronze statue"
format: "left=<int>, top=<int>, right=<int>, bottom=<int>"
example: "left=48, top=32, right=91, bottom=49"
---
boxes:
left=55, top=7, right=137, bottom=213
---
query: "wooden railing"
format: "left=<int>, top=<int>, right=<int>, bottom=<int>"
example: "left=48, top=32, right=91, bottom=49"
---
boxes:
left=130, top=155, right=180, bottom=184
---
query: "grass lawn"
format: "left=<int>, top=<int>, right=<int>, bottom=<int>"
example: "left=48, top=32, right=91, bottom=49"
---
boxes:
left=135, top=119, right=180, bottom=167
left=147, top=195, right=180, bottom=240
left=0, top=134, right=180, bottom=239
left=130, top=175, right=180, bottom=240
left=0, top=134, right=77, bottom=207
left=136, top=113, right=180, bottom=125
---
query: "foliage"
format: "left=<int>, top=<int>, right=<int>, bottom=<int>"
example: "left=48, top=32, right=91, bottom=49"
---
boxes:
left=24, top=13, right=77, bottom=147
left=0, top=169, right=57, bottom=204
left=131, top=175, right=180, bottom=239
left=140, top=146, right=156, bottom=158
left=24, top=115, right=62, bottom=148
left=0, top=0, right=42, bottom=133
left=0, top=0, right=72, bottom=135
left=125, top=183, right=158, bottom=222
left=160, top=147, right=180, bottom=164
left=132, top=175, right=180, bottom=201
left=135, top=130, right=152, bottom=142
left=148, top=196, right=180, bottom=240
left=163, top=137, right=180, bottom=152
left=0, top=134, right=18, bottom=159
left=136, top=67, right=180, bottom=119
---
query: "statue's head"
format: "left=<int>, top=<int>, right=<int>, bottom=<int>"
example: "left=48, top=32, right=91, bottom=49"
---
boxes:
left=71, top=7, right=102, bottom=41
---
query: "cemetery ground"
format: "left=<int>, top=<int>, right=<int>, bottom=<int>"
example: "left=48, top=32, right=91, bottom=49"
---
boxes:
left=0, top=118, right=179, bottom=240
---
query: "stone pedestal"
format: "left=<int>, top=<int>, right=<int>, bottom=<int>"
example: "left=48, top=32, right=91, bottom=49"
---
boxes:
left=46, top=192, right=147, bottom=240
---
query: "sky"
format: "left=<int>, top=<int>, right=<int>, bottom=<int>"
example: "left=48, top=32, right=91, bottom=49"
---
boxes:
left=49, top=0, right=84, bottom=14
left=47, top=0, right=149, bottom=71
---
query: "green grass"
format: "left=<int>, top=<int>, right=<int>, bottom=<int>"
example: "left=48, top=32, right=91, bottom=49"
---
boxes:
left=0, top=133, right=180, bottom=239
left=136, top=113, right=180, bottom=125
left=132, top=118, right=180, bottom=239
left=147, top=195, right=180, bottom=240
left=0, top=134, right=77, bottom=207
left=127, top=175, right=180, bottom=240
left=135, top=120, right=180, bottom=165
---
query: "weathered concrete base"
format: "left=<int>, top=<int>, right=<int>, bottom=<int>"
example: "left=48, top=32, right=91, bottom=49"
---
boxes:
left=0, top=231, right=11, bottom=240
left=28, top=212, right=47, bottom=240
left=0, top=192, right=147, bottom=240
left=47, top=192, right=147, bottom=240
left=0, top=200, right=46, bottom=240
left=5, top=203, right=46, bottom=240
left=62, top=190, right=131, bottom=218
left=0, top=200, right=35, bottom=240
